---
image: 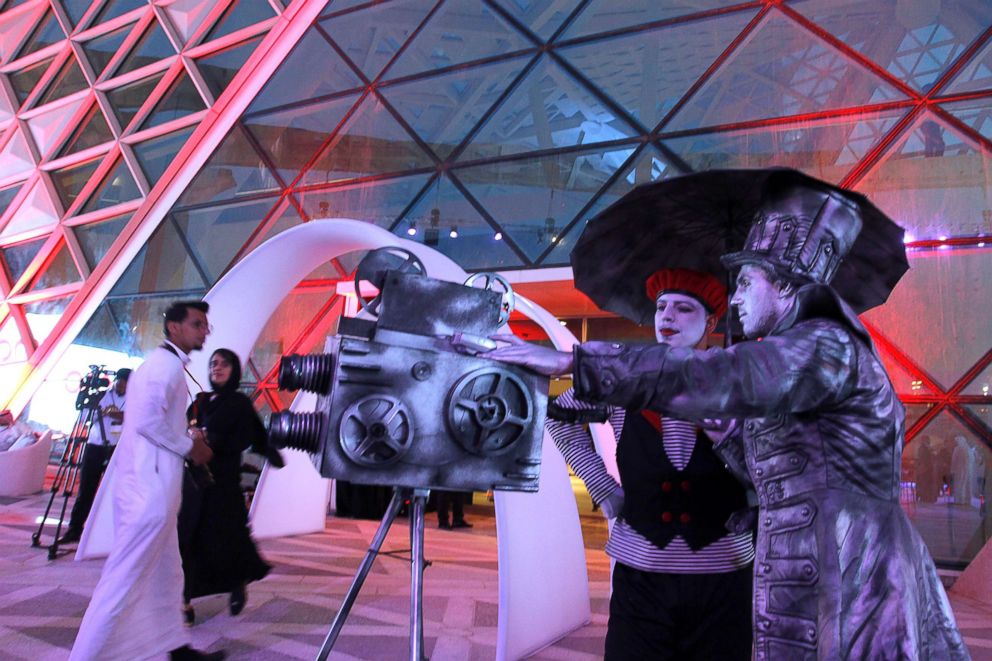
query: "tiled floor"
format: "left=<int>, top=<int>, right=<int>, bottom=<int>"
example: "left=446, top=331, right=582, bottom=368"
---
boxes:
left=1, top=475, right=989, bottom=660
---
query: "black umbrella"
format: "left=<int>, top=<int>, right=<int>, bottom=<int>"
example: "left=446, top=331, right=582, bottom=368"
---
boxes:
left=570, top=168, right=909, bottom=326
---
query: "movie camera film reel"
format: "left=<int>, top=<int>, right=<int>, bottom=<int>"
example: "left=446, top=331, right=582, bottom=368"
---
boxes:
left=339, top=395, right=415, bottom=467
left=354, top=247, right=426, bottom=317
left=463, top=272, right=515, bottom=327
left=446, top=367, right=534, bottom=456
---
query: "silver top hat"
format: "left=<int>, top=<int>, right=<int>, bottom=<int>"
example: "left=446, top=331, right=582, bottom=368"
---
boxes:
left=721, top=173, right=863, bottom=285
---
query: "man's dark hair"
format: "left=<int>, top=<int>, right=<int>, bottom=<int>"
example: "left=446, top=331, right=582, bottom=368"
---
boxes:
left=163, top=301, right=209, bottom=338
left=744, top=259, right=811, bottom=294
left=115, top=367, right=132, bottom=381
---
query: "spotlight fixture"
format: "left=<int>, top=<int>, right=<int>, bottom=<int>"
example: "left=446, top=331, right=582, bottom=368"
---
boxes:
left=494, top=232, right=502, bottom=241
left=449, top=226, right=458, bottom=239
left=406, top=222, right=417, bottom=236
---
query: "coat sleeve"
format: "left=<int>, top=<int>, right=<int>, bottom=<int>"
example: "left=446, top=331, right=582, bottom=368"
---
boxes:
left=546, top=387, right=621, bottom=506
left=573, top=319, right=857, bottom=421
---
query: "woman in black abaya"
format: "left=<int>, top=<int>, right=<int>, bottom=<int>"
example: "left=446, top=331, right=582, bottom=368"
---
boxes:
left=179, top=348, right=281, bottom=624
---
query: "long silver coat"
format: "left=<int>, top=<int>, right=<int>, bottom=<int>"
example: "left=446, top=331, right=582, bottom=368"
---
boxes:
left=573, top=285, right=969, bottom=660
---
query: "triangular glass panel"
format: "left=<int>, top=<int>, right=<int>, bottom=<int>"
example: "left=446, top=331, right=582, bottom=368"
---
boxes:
left=163, top=0, right=217, bottom=44
left=941, top=97, right=992, bottom=144
left=961, top=363, right=992, bottom=397
left=454, top=143, right=635, bottom=263
left=245, top=198, right=304, bottom=250
left=460, top=54, right=640, bottom=162
left=0, top=183, right=23, bottom=218
left=195, top=35, right=262, bottom=100
left=203, top=0, right=276, bottom=44
left=139, top=71, right=205, bottom=130
left=300, top=93, right=436, bottom=188
left=245, top=93, right=361, bottom=186
left=247, top=29, right=363, bottom=115
left=74, top=302, right=126, bottom=351
left=132, top=124, right=195, bottom=183
left=10, top=56, right=54, bottom=106
left=26, top=96, right=86, bottom=157
left=24, top=294, right=73, bottom=346
left=104, top=295, right=206, bottom=356
left=666, top=13, right=907, bottom=132
left=109, top=219, right=210, bottom=295
left=61, top=0, right=93, bottom=28
left=92, top=0, right=146, bottom=27
left=543, top=144, right=672, bottom=265
left=855, top=112, right=991, bottom=241
left=73, top=212, right=132, bottom=269
left=249, top=288, right=338, bottom=378
left=383, top=0, right=534, bottom=81
left=0, top=236, right=46, bottom=284
left=112, top=19, right=176, bottom=78
left=0, top=6, right=39, bottom=63
left=861, top=247, right=992, bottom=391
left=0, top=180, right=59, bottom=238
left=400, top=174, right=525, bottom=269
left=81, top=158, right=141, bottom=213
left=36, top=54, right=89, bottom=107
left=489, top=0, right=583, bottom=42
left=558, top=9, right=756, bottom=130
left=57, top=104, right=114, bottom=157
left=170, top=196, right=280, bottom=285
left=82, top=23, right=132, bottom=79
left=793, top=0, right=992, bottom=94
left=15, top=9, right=65, bottom=60
left=563, top=0, right=740, bottom=40
left=870, top=340, right=937, bottom=397
left=28, top=241, right=81, bottom=291
left=51, top=158, right=101, bottom=210
left=380, top=55, right=530, bottom=160
left=663, top=108, right=907, bottom=175
left=904, top=403, right=936, bottom=434
left=175, top=126, right=279, bottom=208
left=296, top=172, right=432, bottom=228
left=0, top=129, right=36, bottom=180
left=319, top=0, right=435, bottom=82
left=943, top=36, right=992, bottom=97
left=107, top=72, right=165, bottom=131
left=962, top=405, right=991, bottom=435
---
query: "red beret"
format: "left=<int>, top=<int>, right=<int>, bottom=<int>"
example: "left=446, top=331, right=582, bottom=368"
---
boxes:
left=644, top=268, right=727, bottom=318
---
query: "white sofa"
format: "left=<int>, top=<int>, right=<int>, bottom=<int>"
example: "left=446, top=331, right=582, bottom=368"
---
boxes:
left=0, top=430, right=53, bottom=497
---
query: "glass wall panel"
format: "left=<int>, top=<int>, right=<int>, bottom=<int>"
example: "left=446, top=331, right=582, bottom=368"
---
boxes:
left=132, top=125, right=195, bottom=182
left=57, top=105, right=114, bottom=157
left=107, top=72, right=165, bottom=130
left=563, top=0, right=739, bottom=40
left=24, top=294, right=72, bottom=345
left=490, top=0, right=581, bottom=42
left=93, top=0, right=146, bottom=27
left=0, top=183, right=23, bottom=218
left=113, top=20, right=176, bottom=78
left=295, top=172, right=432, bottom=229
left=36, top=56, right=88, bottom=107
left=10, top=57, right=54, bottom=105
left=175, top=127, right=279, bottom=207
left=1, top=236, right=45, bottom=284
left=15, top=10, right=65, bottom=60
left=28, top=242, right=81, bottom=291
left=196, top=36, right=263, bottom=100
left=80, top=159, right=141, bottom=212
left=203, top=0, right=276, bottom=43
left=106, top=294, right=206, bottom=356
left=51, top=158, right=101, bottom=209
left=109, top=221, right=208, bottom=295
left=139, top=72, right=206, bottom=130
left=74, top=212, right=132, bottom=269
left=82, top=23, right=133, bottom=78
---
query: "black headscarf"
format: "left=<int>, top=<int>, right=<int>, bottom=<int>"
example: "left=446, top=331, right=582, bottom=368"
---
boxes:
left=209, top=348, right=242, bottom=394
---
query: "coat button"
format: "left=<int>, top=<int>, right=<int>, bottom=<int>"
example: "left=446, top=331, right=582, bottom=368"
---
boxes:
left=755, top=468, right=764, bottom=477
left=679, top=512, right=691, bottom=524
left=680, top=480, right=690, bottom=491
left=808, top=627, right=817, bottom=640
left=761, top=563, right=771, bottom=574
left=661, top=511, right=673, bottom=523
left=661, top=481, right=673, bottom=492
left=764, top=518, right=772, bottom=527
left=611, top=343, right=622, bottom=349
left=790, top=456, right=800, bottom=465
left=746, top=422, right=755, bottom=432
left=801, top=506, right=811, bottom=517
left=804, top=564, right=814, bottom=576
left=601, top=376, right=614, bottom=388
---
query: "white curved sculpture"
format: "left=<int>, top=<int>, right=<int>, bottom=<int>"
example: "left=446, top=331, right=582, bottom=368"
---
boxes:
left=83, top=220, right=592, bottom=658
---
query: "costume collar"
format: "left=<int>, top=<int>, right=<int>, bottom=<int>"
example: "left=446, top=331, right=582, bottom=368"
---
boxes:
left=770, top=283, right=872, bottom=346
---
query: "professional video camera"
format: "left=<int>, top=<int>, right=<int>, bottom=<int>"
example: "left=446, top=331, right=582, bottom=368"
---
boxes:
left=75, top=365, right=115, bottom=412
left=267, top=248, right=549, bottom=493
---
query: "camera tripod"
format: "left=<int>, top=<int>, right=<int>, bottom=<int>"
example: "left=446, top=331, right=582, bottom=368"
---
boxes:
left=317, top=486, right=431, bottom=661
left=31, top=404, right=109, bottom=560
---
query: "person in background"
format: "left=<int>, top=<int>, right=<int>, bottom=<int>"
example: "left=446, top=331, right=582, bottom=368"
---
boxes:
left=0, top=410, right=13, bottom=427
left=59, top=368, right=131, bottom=545
left=547, top=268, right=753, bottom=660
left=179, top=348, right=280, bottom=625
left=436, top=490, right=473, bottom=530
left=70, top=301, right=223, bottom=661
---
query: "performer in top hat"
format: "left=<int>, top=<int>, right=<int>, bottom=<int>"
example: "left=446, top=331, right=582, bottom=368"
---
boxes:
left=548, top=267, right=754, bottom=660
left=489, top=175, right=969, bottom=660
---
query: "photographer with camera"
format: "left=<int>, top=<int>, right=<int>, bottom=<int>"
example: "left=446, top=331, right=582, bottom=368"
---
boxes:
left=70, top=301, right=224, bottom=661
left=58, top=368, right=130, bottom=545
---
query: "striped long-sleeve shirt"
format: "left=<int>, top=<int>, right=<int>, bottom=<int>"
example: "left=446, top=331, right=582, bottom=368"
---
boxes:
left=547, top=387, right=754, bottom=574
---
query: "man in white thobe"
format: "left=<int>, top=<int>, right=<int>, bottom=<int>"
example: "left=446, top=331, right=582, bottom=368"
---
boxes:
left=70, top=301, right=224, bottom=661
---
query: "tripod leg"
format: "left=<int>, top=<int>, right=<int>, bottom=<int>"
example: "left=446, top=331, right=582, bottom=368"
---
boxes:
left=33, top=435, right=81, bottom=547
left=409, top=488, right=429, bottom=661
left=316, top=487, right=406, bottom=661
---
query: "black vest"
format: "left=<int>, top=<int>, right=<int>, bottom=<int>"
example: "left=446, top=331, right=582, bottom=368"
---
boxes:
left=618, top=410, right=748, bottom=551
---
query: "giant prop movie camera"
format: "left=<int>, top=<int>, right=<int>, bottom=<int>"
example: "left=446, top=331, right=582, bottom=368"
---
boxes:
left=267, top=248, right=549, bottom=493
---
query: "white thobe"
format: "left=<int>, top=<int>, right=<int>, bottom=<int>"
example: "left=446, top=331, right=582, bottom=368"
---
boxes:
left=70, top=343, right=194, bottom=661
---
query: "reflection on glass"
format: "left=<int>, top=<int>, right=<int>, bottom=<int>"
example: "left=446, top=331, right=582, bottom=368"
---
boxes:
left=139, top=73, right=206, bottom=130
left=24, top=295, right=72, bottom=345
left=113, top=21, right=176, bottom=78
left=175, top=127, right=279, bottom=207
left=197, top=37, right=263, bottom=99
left=461, top=55, right=638, bottom=162
left=81, top=160, right=141, bottom=213
left=249, top=288, right=338, bottom=382
left=28, top=243, right=81, bottom=291
left=15, top=10, right=64, bottom=60
left=58, top=105, right=114, bottom=157
left=74, top=213, right=132, bottom=268
left=132, top=125, right=195, bottom=183
left=490, top=0, right=581, bottom=41
left=295, top=173, right=432, bottom=230
left=82, top=23, right=133, bottom=78
left=1, top=237, right=46, bottom=284
left=0, top=317, right=28, bottom=365
left=0, top=184, right=23, bottom=218
left=51, top=159, right=101, bottom=210
left=563, top=0, right=736, bottom=40
left=107, top=73, right=165, bottom=130
left=105, top=294, right=205, bottom=356
left=36, top=56, right=88, bottom=107
left=109, top=221, right=208, bottom=295
left=93, top=0, right=145, bottom=26
left=204, top=0, right=276, bottom=43
left=10, top=57, right=53, bottom=105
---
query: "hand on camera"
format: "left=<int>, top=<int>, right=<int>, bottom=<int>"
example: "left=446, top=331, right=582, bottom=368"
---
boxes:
left=485, top=333, right=574, bottom=377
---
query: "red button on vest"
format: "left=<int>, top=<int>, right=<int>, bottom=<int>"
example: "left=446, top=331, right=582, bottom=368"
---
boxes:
left=681, top=480, right=691, bottom=491
left=661, top=511, right=673, bottom=523
left=661, top=481, right=673, bottom=492
left=680, top=512, right=691, bottom=524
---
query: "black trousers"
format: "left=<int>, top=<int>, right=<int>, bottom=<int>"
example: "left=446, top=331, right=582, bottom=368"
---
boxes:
left=436, top=490, right=466, bottom=524
left=604, top=562, right=753, bottom=661
left=67, top=443, right=114, bottom=534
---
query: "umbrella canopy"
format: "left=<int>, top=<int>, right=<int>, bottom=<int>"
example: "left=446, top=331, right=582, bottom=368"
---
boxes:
left=570, top=168, right=909, bottom=326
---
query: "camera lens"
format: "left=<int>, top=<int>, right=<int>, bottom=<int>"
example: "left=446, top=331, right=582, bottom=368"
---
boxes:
left=268, top=411, right=322, bottom=453
left=278, top=354, right=334, bottom=394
